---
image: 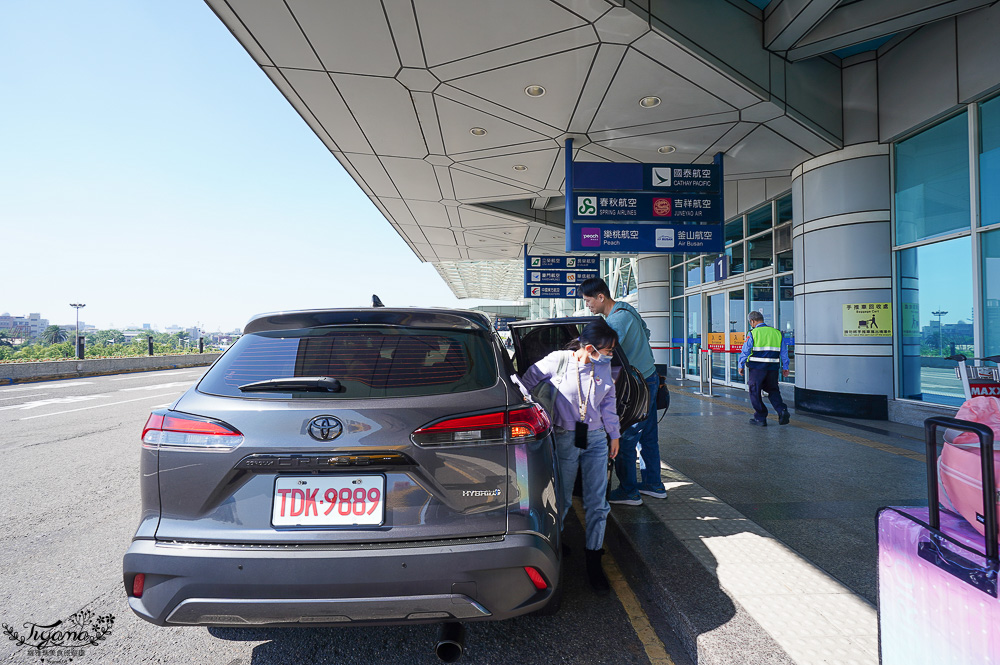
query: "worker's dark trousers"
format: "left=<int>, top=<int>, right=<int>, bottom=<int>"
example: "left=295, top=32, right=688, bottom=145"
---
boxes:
left=747, top=367, right=787, bottom=421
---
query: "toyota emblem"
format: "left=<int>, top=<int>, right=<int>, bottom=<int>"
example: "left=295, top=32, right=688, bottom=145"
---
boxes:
left=307, top=416, right=343, bottom=442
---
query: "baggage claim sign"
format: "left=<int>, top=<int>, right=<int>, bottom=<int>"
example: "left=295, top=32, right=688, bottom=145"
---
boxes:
left=564, top=140, right=724, bottom=253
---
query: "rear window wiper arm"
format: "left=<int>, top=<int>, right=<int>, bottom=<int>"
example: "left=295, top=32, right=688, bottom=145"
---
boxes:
left=238, top=376, right=344, bottom=393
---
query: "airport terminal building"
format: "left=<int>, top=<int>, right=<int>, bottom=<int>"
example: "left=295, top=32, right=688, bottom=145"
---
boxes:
left=207, top=0, right=1000, bottom=422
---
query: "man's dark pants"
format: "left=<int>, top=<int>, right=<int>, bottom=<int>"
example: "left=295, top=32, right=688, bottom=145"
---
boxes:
left=747, top=367, right=787, bottom=422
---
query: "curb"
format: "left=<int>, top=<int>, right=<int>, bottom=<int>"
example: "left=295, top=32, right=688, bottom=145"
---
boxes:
left=604, top=504, right=795, bottom=665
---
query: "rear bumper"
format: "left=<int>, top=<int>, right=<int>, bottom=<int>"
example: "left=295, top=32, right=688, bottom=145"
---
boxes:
left=123, top=534, right=558, bottom=627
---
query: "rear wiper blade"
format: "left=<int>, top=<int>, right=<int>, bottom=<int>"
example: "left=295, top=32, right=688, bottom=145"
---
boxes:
left=238, top=377, right=344, bottom=393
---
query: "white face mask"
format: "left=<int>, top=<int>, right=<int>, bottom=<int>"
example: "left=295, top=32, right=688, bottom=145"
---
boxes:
left=587, top=345, right=612, bottom=364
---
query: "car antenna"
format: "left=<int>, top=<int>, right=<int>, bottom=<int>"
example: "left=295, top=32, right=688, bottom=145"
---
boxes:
left=372, top=294, right=385, bottom=308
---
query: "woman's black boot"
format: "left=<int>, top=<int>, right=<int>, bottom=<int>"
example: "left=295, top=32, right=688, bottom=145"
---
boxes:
left=584, top=548, right=611, bottom=596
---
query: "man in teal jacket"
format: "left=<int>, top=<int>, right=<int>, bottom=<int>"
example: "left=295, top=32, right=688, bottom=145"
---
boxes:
left=580, top=278, right=666, bottom=506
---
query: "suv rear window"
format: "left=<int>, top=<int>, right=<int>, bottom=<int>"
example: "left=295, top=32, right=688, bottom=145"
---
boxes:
left=199, top=326, right=498, bottom=399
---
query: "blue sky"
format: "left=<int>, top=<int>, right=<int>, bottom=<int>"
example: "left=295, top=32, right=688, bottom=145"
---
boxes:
left=1, top=1, right=490, bottom=332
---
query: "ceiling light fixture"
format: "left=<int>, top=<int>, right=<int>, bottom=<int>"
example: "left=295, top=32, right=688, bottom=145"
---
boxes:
left=639, top=96, right=661, bottom=108
left=470, top=127, right=487, bottom=136
left=512, top=165, right=528, bottom=171
left=525, top=85, right=546, bottom=97
left=657, top=145, right=676, bottom=154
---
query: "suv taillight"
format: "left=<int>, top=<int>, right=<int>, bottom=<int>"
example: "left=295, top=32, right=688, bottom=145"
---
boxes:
left=142, top=410, right=243, bottom=452
left=411, top=404, right=550, bottom=446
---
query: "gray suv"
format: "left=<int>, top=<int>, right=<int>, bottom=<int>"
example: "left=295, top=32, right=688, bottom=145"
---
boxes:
left=123, top=308, right=560, bottom=632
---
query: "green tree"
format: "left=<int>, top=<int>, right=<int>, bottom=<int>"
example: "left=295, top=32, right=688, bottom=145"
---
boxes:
left=0, top=330, right=13, bottom=348
left=41, top=325, right=69, bottom=344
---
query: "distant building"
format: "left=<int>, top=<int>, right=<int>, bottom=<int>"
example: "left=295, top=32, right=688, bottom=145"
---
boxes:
left=0, top=312, right=49, bottom=340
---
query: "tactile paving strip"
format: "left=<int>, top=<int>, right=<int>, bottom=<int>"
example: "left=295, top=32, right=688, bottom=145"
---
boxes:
left=644, top=463, right=880, bottom=665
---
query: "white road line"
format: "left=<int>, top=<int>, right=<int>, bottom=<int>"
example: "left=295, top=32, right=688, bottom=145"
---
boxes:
left=118, top=381, right=194, bottom=392
left=0, top=395, right=107, bottom=411
left=0, top=382, right=93, bottom=393
left=19, top=392, right=185, bottom=420
left=110, top=371, right=199, bottom=381
left=0, top=393, right=47, bottom=401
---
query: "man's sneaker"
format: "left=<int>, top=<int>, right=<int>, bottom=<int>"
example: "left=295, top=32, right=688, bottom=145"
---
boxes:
left=748, top=418, right=767, bottom=427
left=778, top=410, right=790, bottom=425
left=608, top=488, right=643, bottom=506
left=637, top=484, right=667, bottom=499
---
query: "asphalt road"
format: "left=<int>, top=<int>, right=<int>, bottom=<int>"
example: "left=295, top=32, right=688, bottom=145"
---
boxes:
left=0, top=369, right=687, bottom=665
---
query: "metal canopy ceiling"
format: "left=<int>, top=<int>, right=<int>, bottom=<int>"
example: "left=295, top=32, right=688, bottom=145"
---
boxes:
left=206, top=0, right=989, bottom=300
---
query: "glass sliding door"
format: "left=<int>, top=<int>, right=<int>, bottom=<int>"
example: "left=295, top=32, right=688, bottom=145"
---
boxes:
left=778, top=275, right=794, bottom=382
left=707, top=292, right=726, bottom=381
left=729, top=288, right=746, bottom=384
left=687, top=294, right=701, bottom=376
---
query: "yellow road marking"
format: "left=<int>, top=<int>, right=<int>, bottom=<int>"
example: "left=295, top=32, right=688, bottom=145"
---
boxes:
left=572, top=501, right=675, bottom=665
left=678, top=388, right=926, bottom=462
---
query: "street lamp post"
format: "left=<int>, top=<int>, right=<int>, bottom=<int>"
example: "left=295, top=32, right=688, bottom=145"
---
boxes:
left=932, top=309, right=948, bottom=357
left=69, top=303, right=86, bottom=360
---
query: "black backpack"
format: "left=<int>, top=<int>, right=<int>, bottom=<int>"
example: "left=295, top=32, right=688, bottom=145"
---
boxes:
left=615, top=362, right=650, bottom=429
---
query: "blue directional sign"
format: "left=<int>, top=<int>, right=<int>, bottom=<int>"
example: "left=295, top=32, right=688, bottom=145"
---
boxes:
left=565, top=142, right=725, bottom=254
left=494, top=316, right=519, bottom=331
left=526, top=255, right=600, bottom=270
left=572, top=192, right=722, bottom=222
left=526, top=269, right=599, bottom=284
left=574, top=224, right=721, bottom=252
left=573, top=162, right=720, bottom=193
left=524, top=251, right=600, bottom=298
left=526, top=285, right=579, bottom=298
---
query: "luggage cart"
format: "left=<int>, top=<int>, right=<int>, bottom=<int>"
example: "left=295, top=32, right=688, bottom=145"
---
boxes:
left=950, top=353, right=1000, bottom=399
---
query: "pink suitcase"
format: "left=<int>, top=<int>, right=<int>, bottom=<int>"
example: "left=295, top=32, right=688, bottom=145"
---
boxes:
left=939, top=397, right=1000, bottom=540
left=878, top=416, right=1000, bottom=665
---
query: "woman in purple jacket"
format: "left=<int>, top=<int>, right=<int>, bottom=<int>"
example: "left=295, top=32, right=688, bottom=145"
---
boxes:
left=520, top=319, right=621, bottom=595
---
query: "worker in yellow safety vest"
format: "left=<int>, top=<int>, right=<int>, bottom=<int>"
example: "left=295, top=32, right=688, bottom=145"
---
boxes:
left=737, top=311, right=790, bottom=427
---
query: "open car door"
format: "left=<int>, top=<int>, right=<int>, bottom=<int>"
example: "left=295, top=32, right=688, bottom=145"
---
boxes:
left=508, top=317, right=648, bottom=428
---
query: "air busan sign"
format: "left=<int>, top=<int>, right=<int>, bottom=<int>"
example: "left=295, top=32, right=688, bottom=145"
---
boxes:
left=564, top=140, right=724, bottom=253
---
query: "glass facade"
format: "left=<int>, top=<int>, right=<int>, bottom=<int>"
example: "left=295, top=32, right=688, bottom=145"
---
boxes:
left=981, top=96, right=1000, bottom=228
left=897, top=237, right=972, bottom=405
left=668, top=193, right=794, bottom=385
left=686, top=260, right=702, bottom=287
left=894, top=99, right=1000, bottom=405
left=747, top=233, right=773, bottom=271
left=660, top=94, right=1000, bottom=403
left=983, top=230, right=1000, bottom=357
left=895, top=111, right=970, bottom=245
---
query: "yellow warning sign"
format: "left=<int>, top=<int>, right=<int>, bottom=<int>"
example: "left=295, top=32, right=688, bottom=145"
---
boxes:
left=843, top=303, right=892, bottom=337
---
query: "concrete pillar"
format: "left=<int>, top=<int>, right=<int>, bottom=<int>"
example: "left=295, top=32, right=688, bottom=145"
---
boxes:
left=636, top=255, right=671, bottom=365
left=791, top=141, right=892, bottom=418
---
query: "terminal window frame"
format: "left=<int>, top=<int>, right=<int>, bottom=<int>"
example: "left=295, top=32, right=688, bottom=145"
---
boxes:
left=891, top=100, right=999, bottom=406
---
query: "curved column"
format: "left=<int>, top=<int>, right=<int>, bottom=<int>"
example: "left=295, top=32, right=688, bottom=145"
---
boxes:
left=636, top=255, right=671, bottom=365
left=791, top=142, right=892, bottom=418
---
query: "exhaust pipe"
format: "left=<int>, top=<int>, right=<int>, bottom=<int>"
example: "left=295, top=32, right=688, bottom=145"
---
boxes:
left=435, top=622, right=465, bottom=662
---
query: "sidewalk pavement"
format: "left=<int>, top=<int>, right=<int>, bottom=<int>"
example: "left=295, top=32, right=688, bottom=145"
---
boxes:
left=603, top=381, right=931, bottom=665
